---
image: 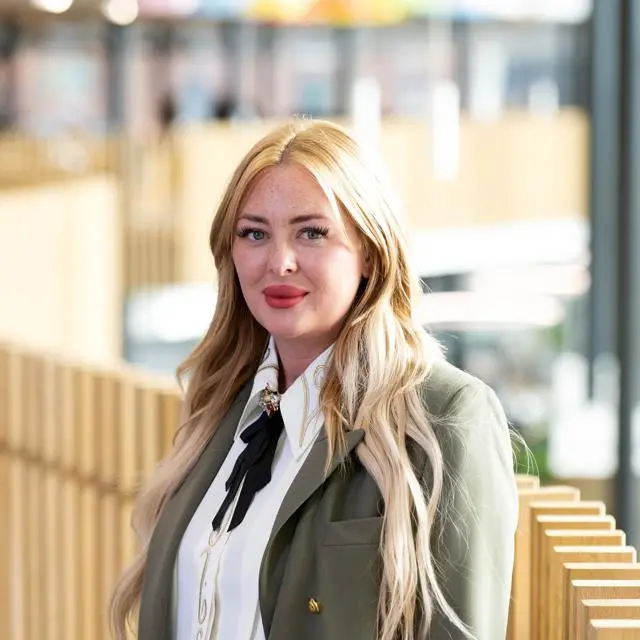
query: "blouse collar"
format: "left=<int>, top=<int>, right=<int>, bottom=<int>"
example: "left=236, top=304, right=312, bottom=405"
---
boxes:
left=236, top=336, right=333, bottom=460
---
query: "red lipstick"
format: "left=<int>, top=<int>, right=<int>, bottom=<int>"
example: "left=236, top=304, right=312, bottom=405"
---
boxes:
left=263, top=285, right=308, bottom=309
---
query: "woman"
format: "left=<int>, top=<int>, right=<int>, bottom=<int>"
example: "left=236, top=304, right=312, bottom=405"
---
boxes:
left=110, top=120, right=518, bottom=640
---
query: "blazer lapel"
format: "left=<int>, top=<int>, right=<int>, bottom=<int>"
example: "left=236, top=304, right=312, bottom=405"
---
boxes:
left=258, top=428, right=365, bottom=635
left=138, top=381, right=252, bottom=640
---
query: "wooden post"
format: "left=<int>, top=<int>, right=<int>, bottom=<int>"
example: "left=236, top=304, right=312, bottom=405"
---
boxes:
left=98, top=372, right=120, bottom=638
left=550, top=545, right=637, bottom=639
left=0, top=344, right=10, bottom=640
left=572, top=580, right=640, bottom=638
left=527, top=502, right=607, bottom=639
left=533, top=515, right=615, bottom=639
left=580, top=599, right=640, bottom=635
left=77, top=368, right=100, bottom=639
left=510, top=486, right=580, bottom=640
left=60, top=365, right=80, bottom=640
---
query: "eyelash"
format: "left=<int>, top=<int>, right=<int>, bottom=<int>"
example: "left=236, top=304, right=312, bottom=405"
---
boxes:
left=236, top=225, right=330, bottom=241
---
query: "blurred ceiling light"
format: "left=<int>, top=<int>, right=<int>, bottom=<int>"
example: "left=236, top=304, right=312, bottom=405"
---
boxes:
left=31, top=0, right=73, bottom=13
left=102, top=0, right=139, bottom=25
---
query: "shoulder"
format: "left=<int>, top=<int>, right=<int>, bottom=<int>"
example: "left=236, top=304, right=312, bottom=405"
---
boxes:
left=417, top=358, right=513, bottom=475
left=420, top=357, right=497, bottom=420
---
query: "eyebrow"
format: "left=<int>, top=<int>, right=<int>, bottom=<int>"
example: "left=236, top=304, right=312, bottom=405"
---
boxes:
left=237, top=213, right=329, bottom=225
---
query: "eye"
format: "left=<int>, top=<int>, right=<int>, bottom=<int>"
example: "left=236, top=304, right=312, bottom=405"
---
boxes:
left=300, top=225, right=329, bottom=240
left=236, top=227, right=266, bottom=241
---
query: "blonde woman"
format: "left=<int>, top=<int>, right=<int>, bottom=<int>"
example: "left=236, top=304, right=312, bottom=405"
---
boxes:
left=110, top=120, right=518, bottom=640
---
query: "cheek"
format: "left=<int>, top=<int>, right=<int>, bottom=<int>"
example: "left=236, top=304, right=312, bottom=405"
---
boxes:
left=310, top=250, right=363, bottom=295
left=232, top=245, right=259, bottom=282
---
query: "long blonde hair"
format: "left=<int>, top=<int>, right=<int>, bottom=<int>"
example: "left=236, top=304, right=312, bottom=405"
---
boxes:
left=110, top=119, right=474, bottom=640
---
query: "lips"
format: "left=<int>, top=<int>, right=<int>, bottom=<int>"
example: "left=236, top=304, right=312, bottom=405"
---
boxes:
left=263, top=285, right=308, bottom=309
left=263, top=285, right=307, bottom=298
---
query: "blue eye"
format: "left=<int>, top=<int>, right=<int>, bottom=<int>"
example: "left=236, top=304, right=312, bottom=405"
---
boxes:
left=237, top=228, right=266, bottom=241
left=301, top=226, right=329, bottom=240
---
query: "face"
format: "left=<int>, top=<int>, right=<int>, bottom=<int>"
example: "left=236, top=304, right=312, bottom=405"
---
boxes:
left=232, top=163, right=370, bottom=353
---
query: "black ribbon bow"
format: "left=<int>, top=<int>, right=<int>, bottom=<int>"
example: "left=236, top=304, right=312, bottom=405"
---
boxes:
left=211, top=407, right=285, bottom=532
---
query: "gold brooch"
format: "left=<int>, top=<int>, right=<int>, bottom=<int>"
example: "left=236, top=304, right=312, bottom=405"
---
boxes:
left=259, top=382, right=280, bottom=416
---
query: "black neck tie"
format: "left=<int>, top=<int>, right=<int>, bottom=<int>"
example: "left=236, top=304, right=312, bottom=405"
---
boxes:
left=211, top=407, right=285, bottom=532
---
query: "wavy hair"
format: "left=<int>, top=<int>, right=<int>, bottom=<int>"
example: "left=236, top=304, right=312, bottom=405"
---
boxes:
left=110, top=119, right=475, bottom=640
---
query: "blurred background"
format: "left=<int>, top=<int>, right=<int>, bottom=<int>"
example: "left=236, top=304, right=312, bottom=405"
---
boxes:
left=1, top=0, right=639, bottom=638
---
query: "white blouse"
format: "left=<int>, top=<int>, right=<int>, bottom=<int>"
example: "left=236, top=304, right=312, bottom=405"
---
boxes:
left=175, top=337, right=332, bottom=640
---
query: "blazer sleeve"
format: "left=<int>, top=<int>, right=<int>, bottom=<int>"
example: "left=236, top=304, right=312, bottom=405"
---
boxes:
left=425, top=381, right=518, bottom=640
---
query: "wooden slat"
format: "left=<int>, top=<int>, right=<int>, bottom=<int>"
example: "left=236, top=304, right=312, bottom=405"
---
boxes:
left=550, top=546, right=638, bottom=640
left=101, top=491, right=121, bottom=639
left=119, top=379, right=139, bottom=568
left=563, top=566, right=640, bottom=638
left=581, top=599, right=640, bottom=636
left=78, top=369, right=99, bottom=640
left=528, top=503, right=607, bottom=640
left=61, top=475, right=81, bottom=640
left=80, top=475, right=100, bottom=639
left=60, top=364, right=80, bottom=640
left=533, top=515, right=615, bottom=639
left=60, top=365, right=78, bottom=475
left=544, top=532, right=628, bottom=638
left=41, top=357, right=61, bottom=640
left=571, top=580, right=640, bottom=639
left=511, top=486, right=580, bottom=640
left=139, top=385, right=161, bottom=482
left=22, top=354, right=42, bottom=640
left=98, top=373, right=119, bottom=489
left=97, top=372, right=119, bottom=638
left=7, top=351, right=27, bottom=640
left=76, top=368, right=97, bottom=481
left=588, top=619, right=640, bottom=640
left=0, top=345, right=9, bottom=640
left=9, top=453, right=26, bottom=640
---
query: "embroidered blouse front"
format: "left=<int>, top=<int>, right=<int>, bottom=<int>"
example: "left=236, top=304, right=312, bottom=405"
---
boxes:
left=175, top=336, right=331, bottom=640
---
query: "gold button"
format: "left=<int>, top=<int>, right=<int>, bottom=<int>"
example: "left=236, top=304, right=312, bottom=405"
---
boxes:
left=307, top=597, right=321, bottom=614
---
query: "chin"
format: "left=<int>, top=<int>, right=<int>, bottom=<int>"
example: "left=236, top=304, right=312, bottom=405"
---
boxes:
left=263, top=323, right=309, bottom=342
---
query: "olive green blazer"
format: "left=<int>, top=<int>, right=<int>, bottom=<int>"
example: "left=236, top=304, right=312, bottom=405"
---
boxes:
left=138, top=359, right=518, bottom=640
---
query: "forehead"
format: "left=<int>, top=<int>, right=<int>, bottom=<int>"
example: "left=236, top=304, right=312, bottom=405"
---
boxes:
left=239, top=164, right=334, bottom=219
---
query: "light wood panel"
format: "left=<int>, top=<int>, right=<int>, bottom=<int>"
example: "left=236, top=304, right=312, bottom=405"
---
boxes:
left=0, top=176, right=121, bottom=361
left=0, top=343, right=182, bottom=640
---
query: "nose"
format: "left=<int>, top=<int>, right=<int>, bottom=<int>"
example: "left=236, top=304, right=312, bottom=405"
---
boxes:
left=267, top=240, right=298, bottom=275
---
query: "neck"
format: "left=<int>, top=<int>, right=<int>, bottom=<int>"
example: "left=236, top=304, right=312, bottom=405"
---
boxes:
left=274, top=336, right=333, bottom=392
